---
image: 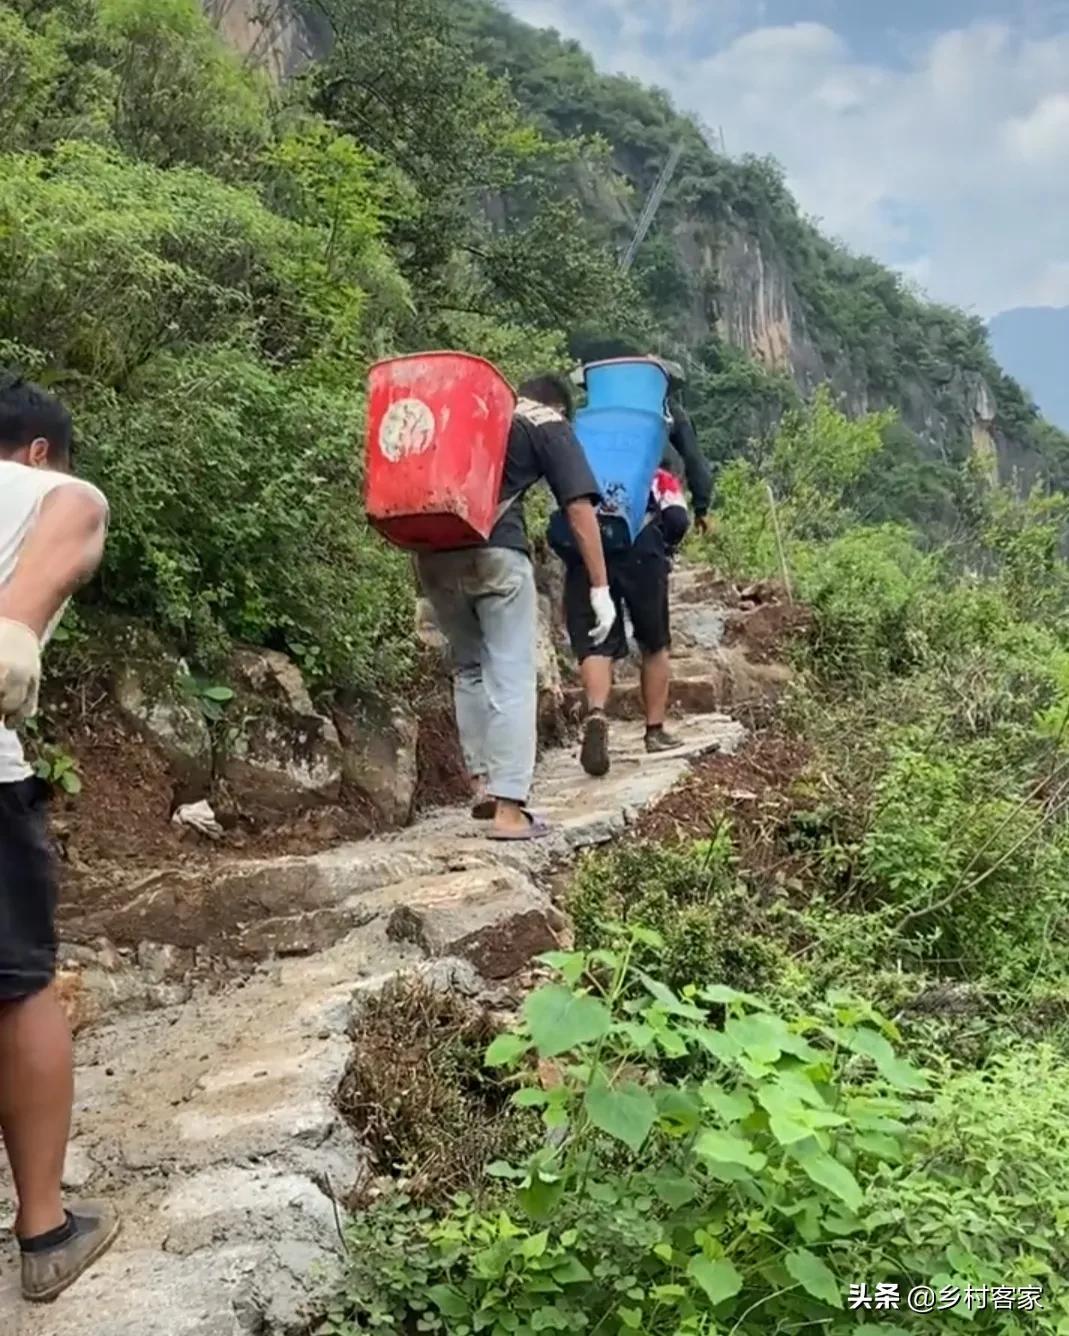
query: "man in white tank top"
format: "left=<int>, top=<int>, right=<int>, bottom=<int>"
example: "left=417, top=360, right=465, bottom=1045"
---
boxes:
left=0, top=374, right=118, bottom=1302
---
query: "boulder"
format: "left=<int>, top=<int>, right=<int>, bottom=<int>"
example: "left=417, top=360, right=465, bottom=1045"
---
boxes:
left=224, top=649, right=342, bottom=813
left=386, top=866, right=569, bottom=980
left=334, top=704, right=418, bottom=828
left=114, top=659, right=213, bottom=800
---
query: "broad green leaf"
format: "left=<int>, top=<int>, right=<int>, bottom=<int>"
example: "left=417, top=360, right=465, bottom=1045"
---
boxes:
left=513, top=1087, right=551, bottom=1108
left=791, top=1141, right=863, bottom=1212
left=638, top=972, right=705, bottom=1018
left=617, top=1307, right=642, bottom=1329
left=630, top=925, right=666, bottom=949
left=615, top=1021, right=656, bottom=1051
left=685, top=1027, right=741, bottom=1064
left=688, top=1255, right=743, bottom=1305
left=538, top=951, right=588, bottom=984
left=531, top=1305, right=569, bottom=1331
left=725, top=1013, right=784, bottom=1061
left=584, top=1077, right=656, bottom=1153
left=551, top=1257, right=592, bottom=1284
left=785, top=1248, right=842, bottom=1307
left=847, top=1026, right=927, bottom=1090
left=945, top=1243, right=977, bottom=1275
left=724, top=1013, right=816, bottom=1063
left=698, top=984, right=763, bottom=1008
left=523, top=985, right=611, bottom=1059
left=700, top=1084, right=754, bottom=1124
left=485, top=1032, right=530, bottom=1067
left=487, top=1160, right=524, bottom=1179
left=655, top=1087, right=703, bottom=1135
left=769, top=1111, right=813, bottom=1145
left=774, top=1068, right=828, bottom=1109
left=522, top=1231, right=550, bottom=1259
left=427, top=1284, right=468, bottom=1318
left=695, top=1129, right=765, bottom=1171
left=519, top=1173, right=565, bottom=1221
left=202, top=685, right=234, bottom=702
left=651, top=1174, right=697, bottom=1208
left=855, top=1131, right=903, bottom=1162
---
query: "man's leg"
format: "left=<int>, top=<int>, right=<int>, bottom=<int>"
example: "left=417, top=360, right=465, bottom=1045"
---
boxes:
left=563, top=560, right=624, bottom=778
left=639, top=648, right=672, bottom=729
left=0, top=985, right=72, bottom=1239
left=0, top=778, right=119, bottom=1300
left=417, top=554, right=490, bottom=806
left=620, top=531, right=683, bottom=754
left=473, top=549, right=540, bottom=835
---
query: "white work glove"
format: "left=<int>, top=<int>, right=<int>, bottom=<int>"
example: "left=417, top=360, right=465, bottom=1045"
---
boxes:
left=589, top=586, right=617, bottom=647
left=0, top=618, right=42, bottom=726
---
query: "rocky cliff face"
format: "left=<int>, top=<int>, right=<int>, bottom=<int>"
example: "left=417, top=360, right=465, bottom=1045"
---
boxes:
left=204, top=0, right=325, bottom=80
left=671, top=212, right=1036, bottom=483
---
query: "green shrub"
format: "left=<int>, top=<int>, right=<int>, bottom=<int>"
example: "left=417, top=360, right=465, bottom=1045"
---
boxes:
left=78, top=348, right=415, bottom=689
left=793, top=526, right=938, bottom=682
left=325, top=940, right=1068, bottom=1335
left=568, top=834, right=784, bottom=996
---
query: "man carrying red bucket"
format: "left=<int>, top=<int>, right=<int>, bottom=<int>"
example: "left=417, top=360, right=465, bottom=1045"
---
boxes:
left=365, top=358, right=614, bottom=840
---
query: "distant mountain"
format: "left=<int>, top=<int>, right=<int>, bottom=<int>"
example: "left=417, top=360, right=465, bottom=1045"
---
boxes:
left=988, top=307, right=1069, bottom=432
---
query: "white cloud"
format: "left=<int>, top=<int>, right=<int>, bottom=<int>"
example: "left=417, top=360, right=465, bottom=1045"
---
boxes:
left=502, top=2, right=1069, bottom=315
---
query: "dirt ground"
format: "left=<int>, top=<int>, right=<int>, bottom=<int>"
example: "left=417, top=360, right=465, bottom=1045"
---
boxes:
left=633, top=728, right=812, bottom=882
left=41, top=678, right=468, bottom=909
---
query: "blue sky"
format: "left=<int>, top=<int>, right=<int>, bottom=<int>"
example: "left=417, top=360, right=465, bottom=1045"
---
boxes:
left=501, top=0, right=1069, bottom=317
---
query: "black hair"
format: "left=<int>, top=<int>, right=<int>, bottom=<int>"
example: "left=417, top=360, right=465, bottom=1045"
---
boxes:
left=0, top=372, right=73, bottom=461
left=518, top=373, right=575, bottom=421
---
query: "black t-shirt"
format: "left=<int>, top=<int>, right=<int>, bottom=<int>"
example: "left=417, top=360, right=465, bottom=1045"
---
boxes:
left=489, top=398, right=601, bottom=552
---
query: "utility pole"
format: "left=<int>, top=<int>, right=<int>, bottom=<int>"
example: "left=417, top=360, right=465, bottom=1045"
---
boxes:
left=620, top=141, right=684, bottom=273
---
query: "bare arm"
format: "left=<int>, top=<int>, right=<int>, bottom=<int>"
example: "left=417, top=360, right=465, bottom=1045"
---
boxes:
left=565, top=498, right=608, bottom=589
left=0, top=485, right=108, bottom=636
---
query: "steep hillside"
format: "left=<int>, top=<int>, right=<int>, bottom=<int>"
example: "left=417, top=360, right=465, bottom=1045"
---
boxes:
left=990, top=306, right=1069, bottom=433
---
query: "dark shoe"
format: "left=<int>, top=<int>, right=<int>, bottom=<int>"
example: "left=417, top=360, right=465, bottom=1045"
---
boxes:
left=580, top=711, right=611, bottom=777
left=21, top=1201, right=121, bottom=1303
left=645, top=727, right=684, bottom=755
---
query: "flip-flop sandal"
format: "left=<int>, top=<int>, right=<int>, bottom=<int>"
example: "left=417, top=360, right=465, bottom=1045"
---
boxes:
left=487, top=813, right=553, bottom=842
left=471, top=799, right=497, bottom=821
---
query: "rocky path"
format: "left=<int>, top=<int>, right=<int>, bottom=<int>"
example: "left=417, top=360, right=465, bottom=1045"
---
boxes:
left=0, top=568, right=752, bottom=1336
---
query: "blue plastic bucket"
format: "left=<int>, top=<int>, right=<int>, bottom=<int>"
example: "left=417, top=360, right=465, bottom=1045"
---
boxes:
left=574, top=405, right=668, bottom=544
left=584, top=358, right=670, bottom=416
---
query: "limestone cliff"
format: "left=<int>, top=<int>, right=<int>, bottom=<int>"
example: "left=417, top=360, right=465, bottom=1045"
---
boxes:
left=674, top=215, right=1029, bottom=481
left=204, top=0, right=325, bottom=80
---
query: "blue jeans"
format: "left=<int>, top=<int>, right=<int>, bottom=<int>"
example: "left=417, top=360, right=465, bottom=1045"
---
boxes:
left=416, top=547, right=538, bottom=804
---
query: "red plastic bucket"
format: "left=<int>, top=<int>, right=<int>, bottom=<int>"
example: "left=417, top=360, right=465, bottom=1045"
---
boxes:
left=364, top=352, right=516, bottom=551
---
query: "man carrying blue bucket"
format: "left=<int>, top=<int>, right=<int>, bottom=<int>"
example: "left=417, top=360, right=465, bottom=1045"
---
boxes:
left=551, top=357, right=711, bottom=778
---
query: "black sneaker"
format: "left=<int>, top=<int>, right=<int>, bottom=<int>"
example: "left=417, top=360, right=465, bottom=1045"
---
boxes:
left=580, top=711, right=611, bottom=777
left=645, top=727, right=684, bottom=755
left=21, top=1200, right=121, bottom=1303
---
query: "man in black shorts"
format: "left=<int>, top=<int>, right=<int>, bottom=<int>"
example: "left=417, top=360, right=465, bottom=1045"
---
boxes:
left=565, top=464, right=695, bottom=776
left=563, top=360, right=711, bottom=779
left=0, top=374, right=117, bottom=1301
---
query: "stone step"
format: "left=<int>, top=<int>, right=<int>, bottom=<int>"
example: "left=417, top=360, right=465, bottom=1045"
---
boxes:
left=564, top=650, right=790, bottom=722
